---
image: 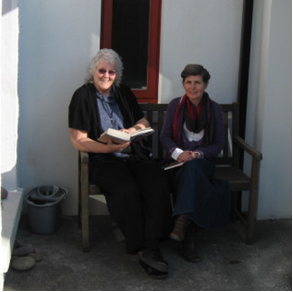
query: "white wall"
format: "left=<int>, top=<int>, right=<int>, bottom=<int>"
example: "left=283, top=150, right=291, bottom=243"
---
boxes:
left=1, top=1, right=19, bottom=191
left=159, top=0, right=243, bottom=104
left=1, top=1, right=19, bottom=289
left=18, top=0, right=101, bottom=215
left=246, top=0, right=292, bottom=219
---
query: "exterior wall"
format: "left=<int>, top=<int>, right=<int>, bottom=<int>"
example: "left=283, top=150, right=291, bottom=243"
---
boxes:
left=1, top=0, right=291, bottom=219
left=1, top=1, right=19, bottom=289
left=1, top=1, right=19, bottom=191
left=246, top=0, right=292, bottom=219
left=159, top=0, right=243, bottom=104
left=17, top=0, right=101, bottom=215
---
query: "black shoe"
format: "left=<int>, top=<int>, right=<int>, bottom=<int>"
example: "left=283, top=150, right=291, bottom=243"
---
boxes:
left=139, top=260, right=168, bottom=280
left=139, top=248, right=168, bottom=279
left=170, top=215, right=189, bottom=242
left=182, top=224, right=201, bottom=263
left=183, top=240, right=201, bottom=263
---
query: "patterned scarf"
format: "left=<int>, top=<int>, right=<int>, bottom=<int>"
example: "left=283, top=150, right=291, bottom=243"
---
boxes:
left=173, top=92, right=215, bottom=146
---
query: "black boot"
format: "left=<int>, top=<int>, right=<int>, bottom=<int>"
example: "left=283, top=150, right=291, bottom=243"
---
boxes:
left=182, top=223, right=201, bottom=263
left=170, top=215, right=189, bottom=242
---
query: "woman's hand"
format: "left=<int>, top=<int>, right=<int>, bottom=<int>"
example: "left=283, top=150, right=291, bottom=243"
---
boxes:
left=122, top=117, right=150, bottom=135
left=177, top=151, right=199, bottom=162
left=107, top=140, right=130, bottom=152
left=69, top=128, right=130, bottom=154
left=120, top=128, right=136, bottom=135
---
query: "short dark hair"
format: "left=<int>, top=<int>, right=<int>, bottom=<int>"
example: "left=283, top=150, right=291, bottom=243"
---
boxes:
left=181, top=64, right=210, bottom=83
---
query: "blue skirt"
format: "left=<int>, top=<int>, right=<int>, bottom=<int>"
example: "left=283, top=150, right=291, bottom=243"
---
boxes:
left=172, top=159, right=230, bottom=229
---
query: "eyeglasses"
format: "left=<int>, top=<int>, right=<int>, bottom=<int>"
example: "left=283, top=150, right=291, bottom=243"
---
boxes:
left=97, top=68, right=117, bottom=76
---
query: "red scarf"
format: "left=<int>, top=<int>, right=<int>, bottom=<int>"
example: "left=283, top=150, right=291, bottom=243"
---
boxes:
left=173, top=93, right=213, bottom=146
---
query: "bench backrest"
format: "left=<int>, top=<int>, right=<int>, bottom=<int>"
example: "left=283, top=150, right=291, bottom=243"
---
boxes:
left=140, top=102, right=239, bottom=166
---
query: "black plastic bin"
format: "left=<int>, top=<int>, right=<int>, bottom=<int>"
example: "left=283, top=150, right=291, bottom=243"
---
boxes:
left=26, top=186, right=68, bottom=234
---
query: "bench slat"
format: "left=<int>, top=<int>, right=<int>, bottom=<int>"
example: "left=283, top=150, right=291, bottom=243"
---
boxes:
left=214, top=167, right=251, bottom=191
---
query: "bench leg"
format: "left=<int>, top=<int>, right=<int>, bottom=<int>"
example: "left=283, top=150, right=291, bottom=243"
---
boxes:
left=245, top=159, right=261, bottom=244
left=245, top=189, right=259, bottom=245
left=230, top=191, right=240, bottom=222
left=80, top=164, right=90, bottom=252
left=81, top=191, right=90, bottom=252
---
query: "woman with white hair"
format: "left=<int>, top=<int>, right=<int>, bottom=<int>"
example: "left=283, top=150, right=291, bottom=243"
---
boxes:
left=69, top=49, right=172, bottom=279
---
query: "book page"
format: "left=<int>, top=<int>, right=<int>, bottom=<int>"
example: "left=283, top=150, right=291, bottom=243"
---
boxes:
left=98, top=127, right=154, bottom=144
left=98, top=129, right=130, bottom=144
left=131, top=127, right=154, bottom=138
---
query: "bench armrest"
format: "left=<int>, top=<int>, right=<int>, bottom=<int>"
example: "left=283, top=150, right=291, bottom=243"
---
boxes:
left=234, top=136, right=263, bottom=160
left=79, top=151, right=89, bottom=164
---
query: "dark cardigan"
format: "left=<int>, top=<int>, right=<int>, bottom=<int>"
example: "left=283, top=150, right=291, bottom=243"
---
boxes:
left=68, top=83, right=151, bottom=160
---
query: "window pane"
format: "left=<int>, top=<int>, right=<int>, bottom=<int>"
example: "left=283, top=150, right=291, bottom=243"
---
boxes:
left=112, top=0, right=149, bottom=89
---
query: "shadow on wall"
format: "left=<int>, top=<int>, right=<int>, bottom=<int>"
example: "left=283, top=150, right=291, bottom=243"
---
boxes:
left=2, top=0, right=18, bottom=16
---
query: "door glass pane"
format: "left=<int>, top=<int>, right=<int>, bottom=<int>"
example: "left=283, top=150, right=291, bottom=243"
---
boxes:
left=112, top=0, right=149, bottom=89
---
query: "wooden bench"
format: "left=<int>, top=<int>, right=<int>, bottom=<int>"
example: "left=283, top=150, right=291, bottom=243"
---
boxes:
left=78, top=102, right=262, bottom=252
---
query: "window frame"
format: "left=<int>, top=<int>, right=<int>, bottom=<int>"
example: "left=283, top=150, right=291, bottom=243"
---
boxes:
left=100, top=0, right=162, bottom=103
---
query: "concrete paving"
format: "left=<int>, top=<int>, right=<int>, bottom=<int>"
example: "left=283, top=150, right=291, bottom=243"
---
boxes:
left=4, top=215, right=292, bottom=291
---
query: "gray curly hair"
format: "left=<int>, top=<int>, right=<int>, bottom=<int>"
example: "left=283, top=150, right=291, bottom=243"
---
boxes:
left=84, top=48, right=124, bottom=86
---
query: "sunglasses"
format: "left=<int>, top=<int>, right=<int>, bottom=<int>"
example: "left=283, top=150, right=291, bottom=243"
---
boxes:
left=97, top=68, right=117, bottom=76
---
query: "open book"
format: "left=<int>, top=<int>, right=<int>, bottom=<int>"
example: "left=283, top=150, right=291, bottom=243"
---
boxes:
left=98, top=127, right=154, bottom=144
left=163, top=161, right=184, bottom=170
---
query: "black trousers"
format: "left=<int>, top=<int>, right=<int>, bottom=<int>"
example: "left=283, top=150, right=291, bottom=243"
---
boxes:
left=89, top=154, right=172, bottom=254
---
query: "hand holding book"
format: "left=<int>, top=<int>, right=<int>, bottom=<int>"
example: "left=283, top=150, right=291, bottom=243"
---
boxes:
left=163, top=151, right=201, bottom=170
left=98, top=127, right=154, bottom=144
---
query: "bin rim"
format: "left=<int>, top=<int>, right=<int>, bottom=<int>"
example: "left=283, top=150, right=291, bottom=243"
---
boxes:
left=26, top=186, right=68, bottom=208
left=37, top=185, right=61, bottom=197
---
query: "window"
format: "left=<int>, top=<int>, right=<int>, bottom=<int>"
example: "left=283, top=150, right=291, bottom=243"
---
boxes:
left=101, top=0, right=162, bottom=102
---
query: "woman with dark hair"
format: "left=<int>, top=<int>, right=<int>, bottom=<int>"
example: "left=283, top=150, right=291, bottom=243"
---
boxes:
left=160, top=64, right=230, bottom=263
left=69, top=49, right=172, bottom=279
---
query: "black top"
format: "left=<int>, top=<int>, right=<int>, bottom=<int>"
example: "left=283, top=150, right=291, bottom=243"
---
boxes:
left=68, top=83, right=151, bottom=160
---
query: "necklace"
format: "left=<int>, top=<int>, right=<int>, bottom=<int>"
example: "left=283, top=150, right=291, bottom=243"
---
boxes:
left=101, top=98, right=114, bottom=123
left=96, top=92, right=115, bottom=125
